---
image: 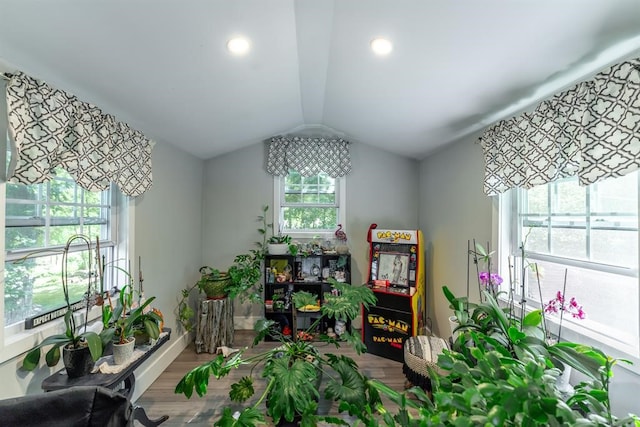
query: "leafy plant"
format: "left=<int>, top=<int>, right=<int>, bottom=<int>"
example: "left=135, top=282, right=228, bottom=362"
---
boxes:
left=350, top=288, right=640, bottom=426
left=177, top=206, right=272, bottom=332
left=22, top=235, right=103, bottom=371
left=175, top=278, right=377, bottom=426
left=110, top=283, right=159, bottom=345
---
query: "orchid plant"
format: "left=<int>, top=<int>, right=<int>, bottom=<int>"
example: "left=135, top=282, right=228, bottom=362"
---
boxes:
left=471, top=241, right=504, bottom=301
left=544, top=289, right=586, bottom=343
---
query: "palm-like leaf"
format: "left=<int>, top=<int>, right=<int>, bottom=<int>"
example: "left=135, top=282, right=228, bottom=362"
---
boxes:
left=324, top=355, right=366, bottom=406
left=264, top=357, right=319, bottom=423
left=214, top=407, right=265, bottom=427
left=229, top=376, right=255, bottom=402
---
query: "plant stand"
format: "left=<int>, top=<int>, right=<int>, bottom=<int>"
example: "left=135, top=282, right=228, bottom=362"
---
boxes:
left=195, top=298, right=234, bottom=353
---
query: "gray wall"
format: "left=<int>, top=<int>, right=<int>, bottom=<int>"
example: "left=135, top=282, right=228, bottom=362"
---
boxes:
left=418, top=133, right=493, bottom=337
left=201, top=141, right=418, bottom=327
left=133, top=141, right=204, bottom=336
left=417, top=134, right=638, bottom=417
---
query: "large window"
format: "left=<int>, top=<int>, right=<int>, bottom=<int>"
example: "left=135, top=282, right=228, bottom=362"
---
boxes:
left=4, top=167, right=117, bottom=328
left=275, top=170, right=345, bottom=235
left=505, top=172, right=639, bottom=356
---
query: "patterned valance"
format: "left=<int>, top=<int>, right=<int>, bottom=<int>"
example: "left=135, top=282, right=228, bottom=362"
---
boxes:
left=479, top=58, right=640, bottom=196
left=266, top=136, right=351, bottom=177
left=5, top=72, right=155, bottom=197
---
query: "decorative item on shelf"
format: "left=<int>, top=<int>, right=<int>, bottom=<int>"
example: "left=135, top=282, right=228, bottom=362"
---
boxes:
left=334, top=224, right=349, bottom=255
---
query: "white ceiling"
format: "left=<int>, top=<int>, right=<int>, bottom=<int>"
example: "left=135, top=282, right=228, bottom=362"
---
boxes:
left=1, top=0, right=640, bottom=160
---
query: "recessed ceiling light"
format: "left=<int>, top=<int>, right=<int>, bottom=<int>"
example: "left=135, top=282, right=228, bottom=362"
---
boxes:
left=370, top=38, right=392, bottom=56
left=227, top=37, right=250, bottom=55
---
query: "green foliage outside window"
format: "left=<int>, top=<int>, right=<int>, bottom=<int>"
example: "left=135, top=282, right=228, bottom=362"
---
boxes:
left=282, top=170, right=338, bottom=231
left=4, top=167, right=111, bottom=326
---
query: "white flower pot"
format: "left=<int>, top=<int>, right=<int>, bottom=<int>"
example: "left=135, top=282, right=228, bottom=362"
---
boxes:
left=556, top=364, right=574, bottom=397
left=449, top=315, right=460, bottom=340
left=268, top=243, right=289, bottom=255
left=112, top=337, right=135, bottom=365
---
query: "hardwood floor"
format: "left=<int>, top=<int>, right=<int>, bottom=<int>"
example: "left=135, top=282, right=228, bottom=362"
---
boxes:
left=136, top=330, right=409, bottom=426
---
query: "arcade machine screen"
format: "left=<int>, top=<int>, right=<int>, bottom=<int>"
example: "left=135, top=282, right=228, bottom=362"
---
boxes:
left=369, top=244, right=416, bottom=294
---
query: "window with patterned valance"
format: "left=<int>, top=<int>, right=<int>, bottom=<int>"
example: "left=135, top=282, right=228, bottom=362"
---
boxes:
left=5, top=72, right=155, bottom=197
left=266, top=136, right=352, bottom=177
left=479, top=58, right=640, bottom=196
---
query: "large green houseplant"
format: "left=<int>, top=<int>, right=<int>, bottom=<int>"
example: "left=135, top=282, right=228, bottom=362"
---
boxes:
left=343, top=287, right=640, bottom=426
left=175, top=278, right=378, bottom=426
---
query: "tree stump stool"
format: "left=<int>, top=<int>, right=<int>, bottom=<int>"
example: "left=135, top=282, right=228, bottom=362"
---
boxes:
left=402, top=335, right=449, bottom=394
left=195, top=298, right=234, bottom=354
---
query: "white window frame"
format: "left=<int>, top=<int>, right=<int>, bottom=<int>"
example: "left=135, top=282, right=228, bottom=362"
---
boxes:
left=496, top=186, right=640, bottom=375
left=273, top=173, right=346, bottom=240
left=0, top=106, right=130, bottom=364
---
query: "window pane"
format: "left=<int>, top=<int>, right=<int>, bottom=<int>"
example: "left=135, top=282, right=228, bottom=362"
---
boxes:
left=4, top=251, right=94, bottom=326
left=6, top=202, right=40, bottom=220
left=283, top=206, right=337, bottom=230
left=49, top=225, right=84, bottom=245
left=525, top=184, right=548, bottom=214
left=6, top=182, right=42, bottom=201
left=318, top=193, right=335, bottom=204
left=281, top=170, right=339, bottom=232
left=515, top=171, right=639, bottom=356
left=591, top=229, right=637, bottom=266
left=84, top=189, right=102, bottom=204
left=550, top=224, right=586, bottom=259
left=284, top=193, right=302, bottom=203
left=6, top=227, right=44, bottom=251
left=592, top=174, right=637, bottom=213
left=524, top=258, right=638, bottom=348
left=50, top=180, right=77, bottom=203
left=5, top=169, right=113, bottom=327
left=554, top=179, right=584, bottom=214
left=522, top=223, right=549, bottom=253
left=50, top=204, right=77, bottom=218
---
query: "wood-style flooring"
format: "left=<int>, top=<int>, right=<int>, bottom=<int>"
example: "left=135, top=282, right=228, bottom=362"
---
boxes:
left=135, top=330, right=408, bottom=426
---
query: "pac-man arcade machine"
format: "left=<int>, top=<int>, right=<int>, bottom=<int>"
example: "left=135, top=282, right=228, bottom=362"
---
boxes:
left=362, top=224, right=426, bottom=362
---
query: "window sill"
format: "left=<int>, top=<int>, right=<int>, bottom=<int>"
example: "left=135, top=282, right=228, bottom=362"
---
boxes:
left=0, top=307, right=102, bottom=364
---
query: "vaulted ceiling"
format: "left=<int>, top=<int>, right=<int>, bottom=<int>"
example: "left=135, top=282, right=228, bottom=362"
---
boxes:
left=1, top=1, right=640, bottom=160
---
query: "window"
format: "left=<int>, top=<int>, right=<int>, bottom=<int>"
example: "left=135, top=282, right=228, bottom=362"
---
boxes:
left=274, top=170, right=345, bottom=236
left=503, top=172, right=639, bottom=357
left=4, top=167, right=119, bottom=329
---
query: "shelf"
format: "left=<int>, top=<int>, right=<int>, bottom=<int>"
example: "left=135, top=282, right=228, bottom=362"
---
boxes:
left=263, top=254, right=351, bottom=340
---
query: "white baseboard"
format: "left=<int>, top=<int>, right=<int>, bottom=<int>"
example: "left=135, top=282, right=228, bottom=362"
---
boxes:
left=131, top=330, right=191, bottom=402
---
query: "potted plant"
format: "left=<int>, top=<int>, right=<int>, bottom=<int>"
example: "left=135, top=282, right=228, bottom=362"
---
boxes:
left=267, top=234, right=293, bottom=255
left=132, top=307, right=164, bottom=345
left=195, top=266, right=231, bottom=300
left=175, top=278, right=377, bottom=426
left=347, top=287, right=639, bottom=426
left=177, top=206, right=270, bottom=332
left=109, top=281, right=158, bottom=365
left=21, top=235, right=103, bottom=378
